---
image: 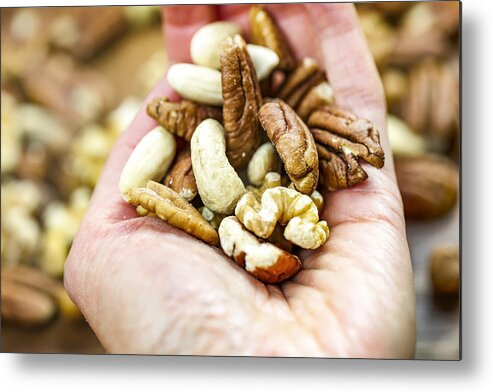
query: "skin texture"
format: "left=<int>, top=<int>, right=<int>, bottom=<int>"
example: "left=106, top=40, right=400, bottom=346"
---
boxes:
left=64, top=4, right=416, bottom=357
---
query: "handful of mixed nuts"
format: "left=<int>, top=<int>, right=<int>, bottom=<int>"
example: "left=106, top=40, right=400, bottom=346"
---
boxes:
left=119, top=6, right=385, bottom=284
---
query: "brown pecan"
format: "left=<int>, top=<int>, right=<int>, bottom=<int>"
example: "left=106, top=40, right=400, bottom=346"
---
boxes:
left=249, top=5, right=295, bottom=72
left=395, top=154, right=458, bottom=220
left=430, top=244, right=459, bottom=297
left=317, top=143, right=367, bottom=191
left=127, top=180, right=219, bottom=246
left=146, top=97, right=222, bottom=142
left=259, top=99, right=319, bottom=195
left=276, top=58, right=326, bottom=109
left=164, top=148, right=197, bottom=202
left=221, top=35, right=263, bottom=170
left=308, top=106, right=385, bottom=191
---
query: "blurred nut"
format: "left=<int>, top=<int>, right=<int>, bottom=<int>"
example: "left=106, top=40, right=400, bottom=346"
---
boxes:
left=167, top=63, right=223, bottom=106
left=40, top=230, right=70, bottom=278
left=402, top=59, right=459, bottom=153
left=2, top=265, right=82, bottom=320
left=1, top=208, right=40, bottom=266
left=358, top=9, right=396, bottom=66
left=387, top=114, right=426, bottom=157
left=191, top=119, right=246, bottom=215
left=49, top=7, right=128, bottom=60
left=235, top=186, right=329, bottom=249
left=382, top=68, right=408, bottom=110
left=219, top=217, right=301, bottom=284
left=119, top=126, right=176, bottom=200
left=430, top=244, right=459, bottom=296
left=1, top=279, right=57, bottom=327
left=106, top=96, right=141, bottom=135
left=395, top=154, right=458, bottom=219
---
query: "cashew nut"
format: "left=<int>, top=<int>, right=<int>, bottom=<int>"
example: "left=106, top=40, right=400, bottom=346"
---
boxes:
left=119, top=126, right=176, bottom=200
left=190, top=119, right=245, bottom=214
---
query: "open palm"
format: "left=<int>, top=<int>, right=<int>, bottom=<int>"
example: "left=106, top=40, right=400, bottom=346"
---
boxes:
left=64, top=4, right=416, bottom=357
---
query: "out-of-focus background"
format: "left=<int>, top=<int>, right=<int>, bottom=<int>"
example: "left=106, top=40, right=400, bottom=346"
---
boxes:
left=1, top=3, right=459, bottom=358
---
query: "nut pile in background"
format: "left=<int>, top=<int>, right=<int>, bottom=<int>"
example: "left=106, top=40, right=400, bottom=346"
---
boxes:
left=357, top=1, right=460, bottom=300
left=1, top=6, right=162, bottom=328
left=120, top=5, right=386, bottom=284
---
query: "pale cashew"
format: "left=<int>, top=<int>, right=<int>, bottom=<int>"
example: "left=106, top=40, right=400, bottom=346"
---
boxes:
left=235, top=186, right=329, bottom=249
left=247, top=143, right=280, bottom=187
left=191, top=119, right=245, bottom=214
left=119, top=126, right=176, bottom=201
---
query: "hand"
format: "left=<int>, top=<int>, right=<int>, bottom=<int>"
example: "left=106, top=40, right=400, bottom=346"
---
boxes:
left=64, top=3, right=416, bottom=357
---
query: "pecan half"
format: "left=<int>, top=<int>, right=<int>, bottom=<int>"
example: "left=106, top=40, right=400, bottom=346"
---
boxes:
left=276, top=58, right=326, bottom=109
left=219, top=216, right=301, bottom=284
left=221, top=35, right=263, bottom=169
left=249, top=5, right=295, bottom=72
left=164, top=148, right=197, bottom=202
left=308, top=106, right=385, bottom=191
left=146, top=97, right=222, bottom=142
left=259, top=99, right=319, bottom=195
left=127, top=181, right=219, bottom=246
